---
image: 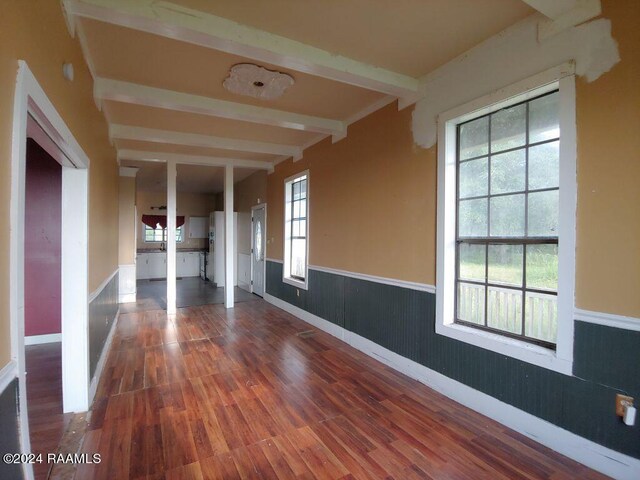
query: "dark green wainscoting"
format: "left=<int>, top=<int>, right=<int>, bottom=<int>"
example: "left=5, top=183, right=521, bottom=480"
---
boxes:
left=0, top=378, right=25, bottom=480
left=266, top=260, right=640, bottom=459
left=89, top=272, right=119, bottom=379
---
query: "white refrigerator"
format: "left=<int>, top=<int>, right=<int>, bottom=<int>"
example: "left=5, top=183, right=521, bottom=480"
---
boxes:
left=209, top=211, right=238, bottom=287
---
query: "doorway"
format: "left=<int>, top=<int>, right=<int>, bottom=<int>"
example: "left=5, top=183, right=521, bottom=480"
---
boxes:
left=11, top=61, right=91, bottom=479
left=251, top=204, right=267, bottom=297
left=24, top=139, right=68, bottom=479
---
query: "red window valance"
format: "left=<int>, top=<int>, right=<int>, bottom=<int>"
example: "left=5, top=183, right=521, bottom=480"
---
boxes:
left=141, top=214, right=185, bottom=229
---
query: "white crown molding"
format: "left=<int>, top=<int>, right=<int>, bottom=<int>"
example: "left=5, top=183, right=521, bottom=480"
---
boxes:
left=63, top=0, right=419, bottom=99
left=264, top=293, right=640, bottom=480
left=117, top=149, right=274, bottom=172
left=0, top=360, right=18, bottom=395
left=110, top=124, right=301, bottom=160
left=574, top=309, right=640, bottom=332
left=93, top=77, right=345, bottom=136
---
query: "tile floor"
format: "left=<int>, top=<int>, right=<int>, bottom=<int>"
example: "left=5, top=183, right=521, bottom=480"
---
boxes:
left=120, top=278, right=259, bottom=313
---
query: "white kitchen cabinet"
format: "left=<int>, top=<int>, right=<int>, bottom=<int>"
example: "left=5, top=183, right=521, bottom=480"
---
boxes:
left=185, top=252, right=199, bottom=276
left=148, top=253, right=166, bottom=279
left=176, top=252, right=186, bottom=277
left=137, top=253, right=150, bottom=279
left=137, top=252, right=165, bottom=279
left=137, top=251, right=200, bottom=279
left=188, top=216, right=208, bottom=239
left=177, top=251, right=200, bottom=277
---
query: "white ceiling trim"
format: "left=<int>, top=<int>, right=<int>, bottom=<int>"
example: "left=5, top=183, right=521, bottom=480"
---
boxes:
left=63, top=0, right=420, bottom=99
left=117, top=149, right=274, bottom=172
left=522, top=0, right=601, bottom=39
left=110, top=124, right=302, bottom=161
left=94, top=77, right=345, bottom=136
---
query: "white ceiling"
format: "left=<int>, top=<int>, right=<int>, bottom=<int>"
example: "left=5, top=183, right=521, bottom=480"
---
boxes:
left=62, top=0, right=539, bottom=185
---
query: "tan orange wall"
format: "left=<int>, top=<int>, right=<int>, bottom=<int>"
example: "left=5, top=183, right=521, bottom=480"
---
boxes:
left=267, top=103, right=437, bottom=285
left=118, top=177, right=137, bottom=265
left=268, top=0, right=639, bottom=318
left=136, top=190, right=217, bottom=250
left=235, top=170, right=267, bottom=255
left=0, top=2, right=118, bottom=367
left=573, top=0, right=639, bottom=317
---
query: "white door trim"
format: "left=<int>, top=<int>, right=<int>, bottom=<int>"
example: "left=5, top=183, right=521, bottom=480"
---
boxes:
left=11, top=61, right=91, bottom=479
left=250, top=203, right=267, bottom=297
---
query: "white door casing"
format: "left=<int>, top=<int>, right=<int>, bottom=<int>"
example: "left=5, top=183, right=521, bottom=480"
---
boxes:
left=11, top=61, right=91, bottom=480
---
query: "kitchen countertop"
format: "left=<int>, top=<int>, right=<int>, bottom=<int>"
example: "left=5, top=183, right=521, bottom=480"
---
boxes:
left=137, top=248, right=207, bottom=254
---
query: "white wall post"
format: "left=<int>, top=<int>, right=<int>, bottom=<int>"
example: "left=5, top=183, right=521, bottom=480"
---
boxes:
left=224, top=165, right=234, bottom=308
left=166, top=160, right=177, bottom=315
left=61, top=167, right=89, bottom=413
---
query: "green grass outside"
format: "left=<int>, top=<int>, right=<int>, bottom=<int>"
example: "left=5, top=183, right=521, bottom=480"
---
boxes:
left=460, top=249, right=558, bottom=290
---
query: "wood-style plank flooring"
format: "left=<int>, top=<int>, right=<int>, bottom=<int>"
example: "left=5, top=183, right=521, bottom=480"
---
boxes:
left=78, top=300, right=608, bottom=479
left=26, top=342, right=74, bottom=480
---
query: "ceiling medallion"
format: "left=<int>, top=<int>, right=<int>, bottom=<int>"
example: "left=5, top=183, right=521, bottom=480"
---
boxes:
left=223, top=63, right=294, bottom=100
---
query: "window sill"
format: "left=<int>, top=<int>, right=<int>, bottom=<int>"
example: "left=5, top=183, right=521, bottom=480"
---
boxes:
left=435, top=320, right=573, bottom=375
left=283, top=276, right=308, bottom=290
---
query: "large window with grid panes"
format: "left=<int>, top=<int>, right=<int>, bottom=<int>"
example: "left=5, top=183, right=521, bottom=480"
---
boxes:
left=283, top=172, right=309, bottom=289
left=455, top=90, right=560, bottom=348
left=436, top=68, right=577, bottom=373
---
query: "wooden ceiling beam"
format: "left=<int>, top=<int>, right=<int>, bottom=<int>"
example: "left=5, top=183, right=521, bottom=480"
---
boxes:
left=117, top=149, right=275, bottom=172
left=110, top=124, right=303, bottom=161
left=94, top=77, right=345, bottom=136
left=63, top=0, right=421, bottom=100
left=522, top=0, right=601, bottom=39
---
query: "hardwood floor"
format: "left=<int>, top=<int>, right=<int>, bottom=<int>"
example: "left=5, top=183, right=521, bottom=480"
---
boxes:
left=26, top=342, right=74, bottom=480
left=78, top=300, right=608, bottom=479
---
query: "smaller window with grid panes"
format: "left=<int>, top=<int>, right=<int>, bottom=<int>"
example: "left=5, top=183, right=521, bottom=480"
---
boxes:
left=455, top=91, right=560, bottom=348
left=144, top=224, right=184, bottom=243
left=283, top=172, right=309, bottom=289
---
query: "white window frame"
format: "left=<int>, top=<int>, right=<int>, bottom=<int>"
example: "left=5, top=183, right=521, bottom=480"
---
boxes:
left=436, top=64, right=576, bottom=375
left=283, top=170, right=310, bottom=290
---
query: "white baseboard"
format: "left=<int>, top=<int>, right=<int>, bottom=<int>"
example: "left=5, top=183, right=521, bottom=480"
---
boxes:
left=118, top=292, right=136, bottom=304
left=88, top=309, right=119, bottom=406
left=0, top=360, right=18, bottom=394
left=264, top=293, right=640, bottom=480
left=24, top=333, right=62, bottom=345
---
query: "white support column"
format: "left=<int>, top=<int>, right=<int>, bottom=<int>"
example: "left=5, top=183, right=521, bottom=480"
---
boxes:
left=61, top=167, right=89, bottom=413
left=224, top=165, right=234, bottom=309
left=166, top=160, right=177, bottom=315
